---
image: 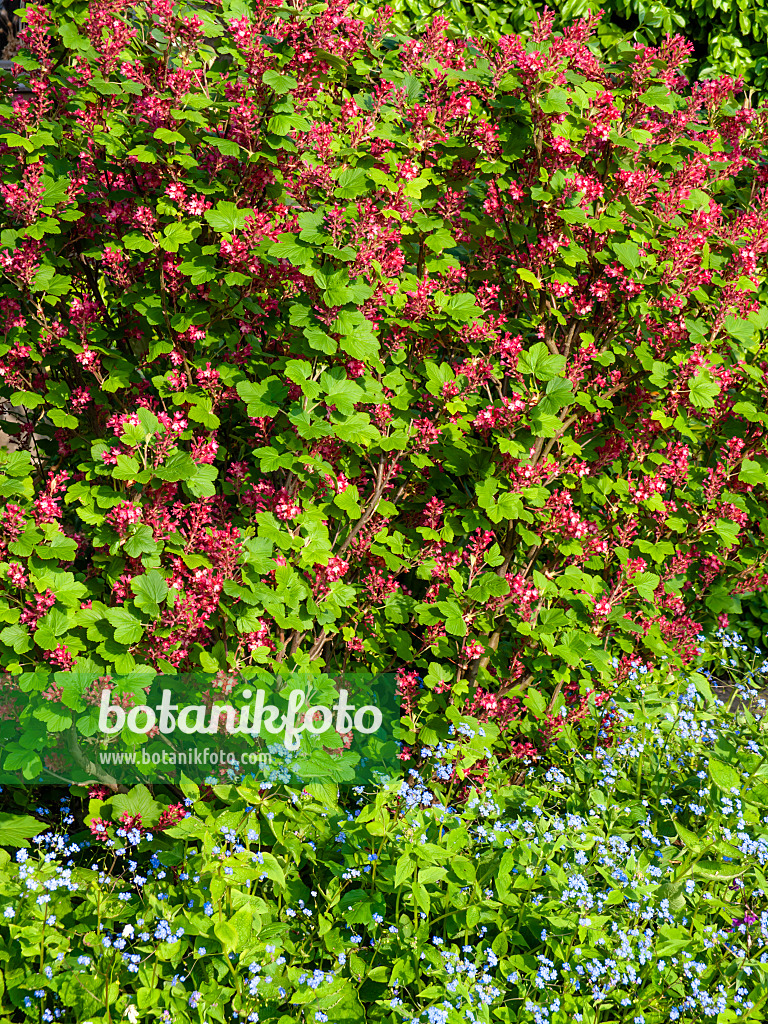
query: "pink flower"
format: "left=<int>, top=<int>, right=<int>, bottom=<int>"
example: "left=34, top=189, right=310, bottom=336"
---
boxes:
left=5, top=562, right=27, bottom=588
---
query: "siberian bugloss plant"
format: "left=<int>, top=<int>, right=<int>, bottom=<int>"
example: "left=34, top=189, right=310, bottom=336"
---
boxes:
left=0, top=0, right=768, bottom=766
left=3, top=671, right=768, bottom=1022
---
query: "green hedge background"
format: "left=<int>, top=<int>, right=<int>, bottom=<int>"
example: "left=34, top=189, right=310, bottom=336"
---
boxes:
left=353, top=0, right=768, bottom=93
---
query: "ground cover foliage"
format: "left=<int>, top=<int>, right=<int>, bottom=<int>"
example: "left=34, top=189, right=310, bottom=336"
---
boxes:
left=2, top=674, right=768, bottom=1023
left=1, top=0, right=768, bottom=1019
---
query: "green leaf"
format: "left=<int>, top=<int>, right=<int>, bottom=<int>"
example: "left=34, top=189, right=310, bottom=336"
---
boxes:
left=633, top=571, right=659, bottom=601
left=33, top=705, right=73, bottom=732
left=177, top=252, right=218, bottom=284
left=0, top=132, right=34, bottom=153
left=269, top=240, right=312, bottom=265
left=35, top=529, right=77, bottom=562
left=689, top=860, right=746, bottom=881
left=8, top=392, right=43, bottom=410
left=0, top=814, right=48, bottom=848
left=450, top=855, right=476, bottom=882
left=638, top=84, right=675, bottom=111
left=437, top=600, right=466, bottom=637
left=321, top=373, right=363, bottom=415
left=163, top=815, right=207, bottom=839
left=262, top=69, right=298, bottom=94
left=153, top=127, right=186, bottom=145
left=304, top=327, right=337, bottom=354
left=236, top=377, right=288, bottom=416
left=154, top=451, right=197, bottom=482
left=34, top=609, right=70, bottom=652
left=242, top=536, right=274, bottom=573
left=540, top=86, right=569, bottom=113
left=524, top=688, right=547, bottom=717
left=160, top=221, right=194, bottom=253
left=268, top=113, right=299, bottom=135
left=425, top=228, right=456, bottom=253
left=122, top=230, right=154, bottom=253
left=649, top=361, right=671, bottom=388
left=183, top=463, right=218, bottom=498
left=110, top=785, right=162, bottom=825
left=9, top=525, right=42, bottom=558
left=472, top=572, right=510, bottom=599
left=395, top=853, right=417, bottom=886
left=204, top=201, right=253, bottom=234
left=688, top=370, right=720, bottom=409
left=613, top=241, right=640, bottom=270
left=203, top=135, right=241, bottom=157
left=557, top=206, right=587, bottom=224
left=712, top=518, right=739, bottom=548
left=709, top=758, right=741, bottom=794
left=673, top=820, right=701, bottom=853
left=39, top=176, right=70, bottom=209
left=340, top=333, right=379, bottom=362
left=0, top=623, right=31, bottom=654
left=442, top=293, right=482, bottom=322
left=732, top=401, right=763, bottom=424
left=738, top=459, right=768, bottom=485
left=331, top=413, right=380, bottom=445
left=131, top=570, right=169, bottom=615
left=123, top=525, right=157, bottom=558
left=105, top=607, right=144, bottom=645
left=540, top=376, right=574, bottom=413
left=303, top=781, right=339, bottom=808
left=518, top=342, right=566, bottom=381
left=58, top=22, right=97, bottom=54
left=334, top=168, right=369, bottom=199
left=47, top=408, right=78, bottom=429
left=516, top=267, right=542, bottom=289
left=529, top=407, right=563, bottom=437
left=334, top=487, right=362, bottom=519
left=258, top=852, right=286, bottom=888
left=112, top=454, right=140, bottom=481
left=214, top=920, right=239, bottom=953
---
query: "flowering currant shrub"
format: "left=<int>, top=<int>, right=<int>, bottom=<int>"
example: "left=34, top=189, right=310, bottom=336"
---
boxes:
left=1, top=0, right=768, bottom=765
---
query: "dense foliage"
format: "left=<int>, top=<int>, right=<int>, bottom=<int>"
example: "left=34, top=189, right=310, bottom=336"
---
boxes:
left=361, top=0, right=768, bottom=94
left=1, top=672, right=768, bottom=1022
left=723, top=591, right=768, bottom=652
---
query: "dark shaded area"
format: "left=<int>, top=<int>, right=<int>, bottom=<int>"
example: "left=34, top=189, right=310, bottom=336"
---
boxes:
left=602, top=6, right=713, bottom=67
left=0, top=0, right=20, bottom=60
left=713, top=683, right=768, bottom=714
